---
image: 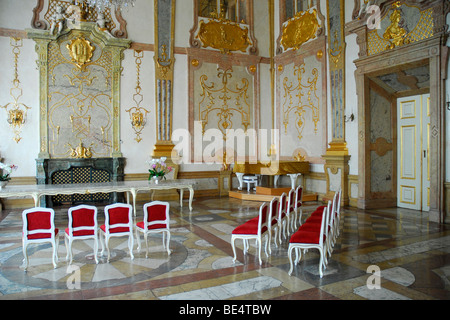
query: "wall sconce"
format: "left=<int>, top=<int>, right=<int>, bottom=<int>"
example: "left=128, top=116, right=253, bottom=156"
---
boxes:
left=1, top=37, right=30, bottom=143
left=125, top=50, right=150, bottom=143
left=344, top=113, right=355, bottom=122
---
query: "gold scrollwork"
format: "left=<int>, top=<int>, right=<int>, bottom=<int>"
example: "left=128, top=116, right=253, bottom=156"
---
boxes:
left=282, top=63, right=320, bottom=141
left=125, top=50, right=150, bottom=143
left=199, top=68, right=251, bottom=137
left=66, top=36, right=95, bottom=69
left=196, top=17, right=252, bottom=54
left=280, top=9, right=319, bottom=51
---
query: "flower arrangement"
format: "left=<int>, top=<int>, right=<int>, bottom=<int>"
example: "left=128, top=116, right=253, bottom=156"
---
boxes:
left=147, top=157, right=173, bottom=181
left=0, top=163, right=17, bottom=181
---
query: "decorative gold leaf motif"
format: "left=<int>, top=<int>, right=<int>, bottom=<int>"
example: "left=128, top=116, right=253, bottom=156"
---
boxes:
left=66, top=37, right=95, bottom=69
left=196, top=18, right=251, bottom=54
left=281, top=9, right=319, bottom=51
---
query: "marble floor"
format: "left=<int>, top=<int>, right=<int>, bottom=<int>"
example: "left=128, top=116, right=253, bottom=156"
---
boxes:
left=0, top=196, right=449, bottom=301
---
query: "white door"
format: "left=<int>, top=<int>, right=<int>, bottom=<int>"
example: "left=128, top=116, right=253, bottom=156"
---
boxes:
left=397, top=94, right=430, bottom=211
left=421, top=94, right=430, bottom=211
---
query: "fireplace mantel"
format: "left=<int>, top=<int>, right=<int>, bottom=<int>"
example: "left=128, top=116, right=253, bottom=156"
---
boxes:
left=36, top=157, right=125, bottom=207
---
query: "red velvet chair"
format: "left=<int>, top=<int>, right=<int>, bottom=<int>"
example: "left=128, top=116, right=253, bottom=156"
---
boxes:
left=65, top=205, right=98, bottom=264
left=231, top=202, right=269, bottom=265
left=136, top=201, right=171, bottom=258
left=287, top=201, right=331, bottom=278
left=22, top=207, right=59, bottom=271
left=100, top=203, right=134, bottom=262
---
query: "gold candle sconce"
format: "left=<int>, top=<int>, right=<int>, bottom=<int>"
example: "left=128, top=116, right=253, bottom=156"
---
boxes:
left=1, top=37, right=31, bottom=143
left=126, top=50, right=150, bottom=143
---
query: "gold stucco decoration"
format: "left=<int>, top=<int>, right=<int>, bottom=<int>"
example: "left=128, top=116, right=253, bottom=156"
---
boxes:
left=196, top=18, right=252, bottom=54
left=280, top=9, right=319, bottom=51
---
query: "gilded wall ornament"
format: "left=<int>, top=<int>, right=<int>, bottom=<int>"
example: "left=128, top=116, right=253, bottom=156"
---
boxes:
left=196, top=18, right=252, bottom=54
left=66, top=36, right=95, bottom=69
left=280, top=9, right=319, bottom=51
left=125, top=50, right=150, bottom=143
left=282, top=63, right=320, bottom=141
left=383, top=5, right=408, bottom=49
left=199, top=68, right=251, bottom=137
left=1, top=37, right=31, bottom=143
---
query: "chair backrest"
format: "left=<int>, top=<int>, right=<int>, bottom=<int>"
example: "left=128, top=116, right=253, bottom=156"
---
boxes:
left=257, top=202, right=269, bottom=236
left=269, top=197, right=278, bottom=226
left=318, top=201, right=332, bottom=246
left=104, top=203, right=133, bottom=233
left=287, top=189, right=294, bottom=211
left=22, top=207, right=56, bottom=240
left=278, top=192, right=287, bottom=219
left=335, top=188, right=342, bottom=216
left=68, top=205, right=97, bottom=236
left=328, top=192, right=338, bottom=227
left=295, top=185, right=303, bottom=208
left=143, top=201, right=170, bottom=230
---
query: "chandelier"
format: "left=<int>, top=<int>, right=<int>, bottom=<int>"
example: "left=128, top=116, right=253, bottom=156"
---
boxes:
left=75, top=0, right=136, bottom=11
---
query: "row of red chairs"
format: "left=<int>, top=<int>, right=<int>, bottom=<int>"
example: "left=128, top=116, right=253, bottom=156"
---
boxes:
left=287, top=189, right=342, bottom=278
left=21, top=201, right=171, bottom=271
left=231, top=185, right=304, bottom=265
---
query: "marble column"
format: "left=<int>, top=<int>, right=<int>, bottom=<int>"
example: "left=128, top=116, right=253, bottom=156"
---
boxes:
left=152, top=0, right=177, bottom=160
left=324, top=0, right=350, bottom=205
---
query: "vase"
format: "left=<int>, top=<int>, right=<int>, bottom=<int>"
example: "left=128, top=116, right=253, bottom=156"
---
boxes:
left=0, top=181, right=8, bottom=190
left=151, top=176, right=163, bottom=184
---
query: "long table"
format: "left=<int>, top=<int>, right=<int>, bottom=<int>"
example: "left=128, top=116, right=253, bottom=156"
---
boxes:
left=233, top=160, right=310, bottom=189
left=0, top=180, right=195, bottom=215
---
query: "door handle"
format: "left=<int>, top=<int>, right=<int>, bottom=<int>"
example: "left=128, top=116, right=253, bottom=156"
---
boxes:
left=423, top=150, right=427, bottom=158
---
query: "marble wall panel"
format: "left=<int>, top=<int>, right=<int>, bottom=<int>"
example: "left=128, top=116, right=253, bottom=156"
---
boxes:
left=276, top=42, right=327, bottom=164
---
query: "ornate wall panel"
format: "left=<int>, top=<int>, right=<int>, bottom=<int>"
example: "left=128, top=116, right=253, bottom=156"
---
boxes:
left=188, top=49, right=260, bottom=164
left=275, top=38, right=327, bottom=163
left=27, top=21, right=130, bottom=159
left=47, top=31, right=113, bottom=157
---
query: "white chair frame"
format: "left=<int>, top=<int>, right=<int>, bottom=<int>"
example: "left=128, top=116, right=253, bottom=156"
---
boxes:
left=64, top=205, right=99, bottom=264
left=268, top=197, right=279, bottom=251
left=22, top=207, right=59, bottom=271
left=293, top=185, right=303, bottom=229
left=100, top=203, right=134, bottom=262
left=136, top=201, right=172, bottom=258
left=231, top=202, right=270, bottom=265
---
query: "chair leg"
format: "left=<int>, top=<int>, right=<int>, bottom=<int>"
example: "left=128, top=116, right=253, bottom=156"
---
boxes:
left=144, top=233, right=149, bottom=258
left=318, top=248, right=324, bottom=278
left=136, top=228, right=141, bottom=252
left=64, top=235, right=70, bottom=262
left=99, top=232, right=105, bottom=258
left=93, top=237, right=99, bottom=264
left=22, top=243, right=29, bottom=271
left=257, top=238, right=262, bottom=265
left=231, top=236, right=237, bottom=263
left=51, top=240, right=58, bottom=269
left=287, top=245, right=294, bottom=275
left=165, top=231, right=172, bottom=255
left=106, top=236, right=111, bottom=262
left=128, top=233, right=134, bottom=260
left=264, top=234, right=269, bottom=258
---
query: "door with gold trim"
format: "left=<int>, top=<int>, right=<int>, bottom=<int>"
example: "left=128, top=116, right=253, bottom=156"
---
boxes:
left=397, top=94, right=430, bottom=211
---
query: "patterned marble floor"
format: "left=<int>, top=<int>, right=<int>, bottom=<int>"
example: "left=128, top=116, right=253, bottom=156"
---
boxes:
left=0, top=196, right=449, bottom=301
